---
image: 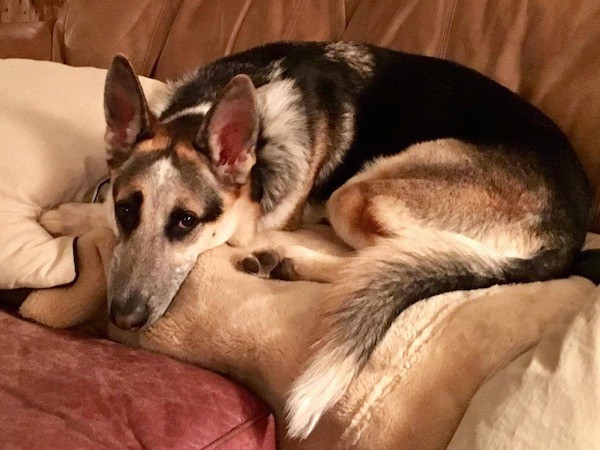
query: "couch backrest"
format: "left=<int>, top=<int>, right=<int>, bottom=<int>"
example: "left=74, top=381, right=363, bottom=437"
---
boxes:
left=12, top=0, right=600, bottom=229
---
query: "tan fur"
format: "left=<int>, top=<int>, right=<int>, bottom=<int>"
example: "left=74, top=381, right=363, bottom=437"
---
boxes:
left=327, top=183, right=389, bottom=249
left=351, top=139, right=547, bottom=223
left=321, top=139, right=549, bottom=258
left=174, top=141, right=200, bottom=161
left=280, top=115, right=333, bottom=230
left=226, top=183, right=262, bottom=246
left=134, top=133, right=171, bottom=154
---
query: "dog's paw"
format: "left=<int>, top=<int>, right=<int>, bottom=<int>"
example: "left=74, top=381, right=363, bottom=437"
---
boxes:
left=39, top=202, right=104, bottom=237
left=238, top=249, right=299, bottom=281
left=39, top=206, right=72, bottom=236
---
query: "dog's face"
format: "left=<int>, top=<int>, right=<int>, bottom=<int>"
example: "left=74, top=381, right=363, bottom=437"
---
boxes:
left=104, top=56, right=260, bottom=330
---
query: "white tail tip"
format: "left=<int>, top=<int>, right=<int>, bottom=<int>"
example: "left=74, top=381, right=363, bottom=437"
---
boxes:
left=285, top=346, right=359, bottom=439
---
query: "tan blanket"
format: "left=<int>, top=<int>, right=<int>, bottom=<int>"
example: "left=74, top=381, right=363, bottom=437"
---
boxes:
left=18, top=226, right=600, bottom=449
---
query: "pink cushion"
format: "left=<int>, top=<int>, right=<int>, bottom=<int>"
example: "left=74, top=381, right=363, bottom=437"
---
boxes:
left=0, top=308, right=276, bottom=449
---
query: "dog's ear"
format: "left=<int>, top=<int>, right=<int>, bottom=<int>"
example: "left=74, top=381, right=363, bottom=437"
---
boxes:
left=104, top=55, right=152, bottom=169
left=196, top=74, right=259, bottom=185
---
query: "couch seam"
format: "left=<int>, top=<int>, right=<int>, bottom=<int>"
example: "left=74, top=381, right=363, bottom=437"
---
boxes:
left=54, top=0, right=71, bottom=62
left=283, top=0, right=307, bottom=40
left=141, top=0, right=169, bottom=75
left=343, top=0, right=361, bottom=28
left=201, top=411, right=272, bottom=450
left=46, top=20, right=56, bottom=61
left=149, top=0, right=186, bottom=78
left=439, top=0, right=459, bottom=58
left=225, top=0, right=254, bottom=56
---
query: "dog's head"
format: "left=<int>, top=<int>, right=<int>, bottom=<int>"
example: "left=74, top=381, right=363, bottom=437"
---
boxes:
left=104, top=55, right=260, bottom=330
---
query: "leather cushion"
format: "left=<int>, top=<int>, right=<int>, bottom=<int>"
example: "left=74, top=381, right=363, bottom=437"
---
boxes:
left=0, top=309, right=276, bottom=449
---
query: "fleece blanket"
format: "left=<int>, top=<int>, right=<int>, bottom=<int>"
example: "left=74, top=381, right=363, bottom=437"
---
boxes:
left=17, top=226, right=600, bottom=449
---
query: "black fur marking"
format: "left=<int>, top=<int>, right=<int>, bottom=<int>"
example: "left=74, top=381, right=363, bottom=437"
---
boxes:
left=332, top=264, right=501, bottom=367
left=114, top=191, right=143, bottom=236
left=570, top=249, right=600, bottom=284
left=170, top=152, right=224, bottom=223
left=164, top=114, right=205, bottom=143
left=160, top=46, right=288, bottom=120
left=250, top=156, right=288, bottom=211
left=249, top=130, right=268, bottom=203
left=198, top=195, right=223, bottom=223
left=309, top=46, right=591, bottom=231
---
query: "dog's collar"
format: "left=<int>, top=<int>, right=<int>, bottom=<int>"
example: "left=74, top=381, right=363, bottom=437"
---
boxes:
left=92, top=177, right=111, bottom=203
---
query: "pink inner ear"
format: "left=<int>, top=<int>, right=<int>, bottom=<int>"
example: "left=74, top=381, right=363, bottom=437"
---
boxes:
left=108, top=87, right=137, bottom=145
left=211, top=99, right=256, bottom=166
left=113, top=90, right=136, bottom=125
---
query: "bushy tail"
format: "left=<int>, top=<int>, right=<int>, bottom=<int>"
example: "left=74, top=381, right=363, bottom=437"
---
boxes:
left=285, top=229, right=571, bottom=439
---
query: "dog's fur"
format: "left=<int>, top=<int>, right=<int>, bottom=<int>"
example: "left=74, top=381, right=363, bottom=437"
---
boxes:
left=41, top=41, right=591, bottom=439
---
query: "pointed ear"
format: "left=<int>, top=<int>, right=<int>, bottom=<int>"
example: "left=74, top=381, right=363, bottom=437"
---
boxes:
left=104, top=55, right=152, bottom=168
left=197, top=74, right=259, bottom=185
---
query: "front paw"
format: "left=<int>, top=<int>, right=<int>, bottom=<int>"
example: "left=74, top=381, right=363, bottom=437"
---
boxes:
left=39, top=202, right=103, bottom=237
left=237, top=249, right=299, bottom=281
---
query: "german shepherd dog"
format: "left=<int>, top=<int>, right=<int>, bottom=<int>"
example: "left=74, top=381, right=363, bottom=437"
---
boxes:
left=41, top=42, right=591, bottom=438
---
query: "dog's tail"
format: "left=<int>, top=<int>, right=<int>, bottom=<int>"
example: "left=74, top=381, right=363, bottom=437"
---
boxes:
left=285, top=228, right=572, bottom=439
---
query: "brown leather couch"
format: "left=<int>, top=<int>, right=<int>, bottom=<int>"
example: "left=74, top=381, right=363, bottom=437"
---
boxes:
left=2, top=0, right=600, bottom=448
left=3, top=0, right=600, bottom=230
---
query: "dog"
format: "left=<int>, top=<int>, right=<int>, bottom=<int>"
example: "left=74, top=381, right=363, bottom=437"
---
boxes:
left=41, top=41, right=592, bottom=439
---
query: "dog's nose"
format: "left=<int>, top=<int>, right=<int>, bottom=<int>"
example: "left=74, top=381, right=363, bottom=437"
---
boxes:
left=109, top=296, right=150, bottom=330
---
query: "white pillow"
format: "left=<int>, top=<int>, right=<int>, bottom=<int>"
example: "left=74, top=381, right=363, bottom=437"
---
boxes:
left=0, top=59, right=166, bottom=289
left=449, top=284, right=600, bottom=449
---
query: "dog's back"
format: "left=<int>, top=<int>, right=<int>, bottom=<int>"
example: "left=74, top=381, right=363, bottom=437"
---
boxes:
left=160, top=41, right=590, bottom=240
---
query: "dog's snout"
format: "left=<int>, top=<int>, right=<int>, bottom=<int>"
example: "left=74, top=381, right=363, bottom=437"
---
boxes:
left=109, top=295, right=150, bottom=330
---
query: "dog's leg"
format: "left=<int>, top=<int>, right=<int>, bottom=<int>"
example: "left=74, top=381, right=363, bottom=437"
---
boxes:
left=239, top=245, right=345, bottom=282
left=40, top=202, right=108, bottom=237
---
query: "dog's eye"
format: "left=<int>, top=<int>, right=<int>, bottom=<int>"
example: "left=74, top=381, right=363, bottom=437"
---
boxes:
left=114, top=196, right=141, bottom=235
left=115, top=202, right=133, bottom=221
left=115, top=203, right=131, bottom=216
left=177, top=213, right=199, bottom=230
left=167, top=209, right=200, bottom=240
